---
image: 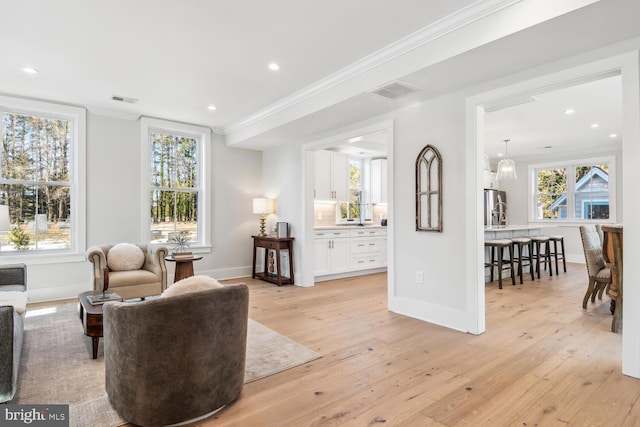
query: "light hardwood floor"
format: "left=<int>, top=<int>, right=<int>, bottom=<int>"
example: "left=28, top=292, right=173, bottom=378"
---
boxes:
left=203, top=264, right=640, bottom=427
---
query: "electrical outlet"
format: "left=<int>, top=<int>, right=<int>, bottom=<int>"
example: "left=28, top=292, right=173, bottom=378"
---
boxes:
left=415, top=271, right=424, bottom=284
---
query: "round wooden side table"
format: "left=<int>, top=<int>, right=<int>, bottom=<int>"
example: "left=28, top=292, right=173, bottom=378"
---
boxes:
left=165, top=255, right=203, bottom=282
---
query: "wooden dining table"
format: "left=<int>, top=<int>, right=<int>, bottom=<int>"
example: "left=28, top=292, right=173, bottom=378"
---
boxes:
left=602, top=224, right=623, bottom=332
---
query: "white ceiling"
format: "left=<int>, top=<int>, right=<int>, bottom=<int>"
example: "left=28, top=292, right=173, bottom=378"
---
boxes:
left=484, top=74, right=623, bottom=164
left=2, top=0, right=640, bottom=152
left=1, top=0, right=475, bottom=129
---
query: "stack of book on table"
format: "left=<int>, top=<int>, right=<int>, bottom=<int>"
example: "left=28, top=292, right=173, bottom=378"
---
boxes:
left=173, top=252, right=193, bottom=260
left=87, top=292, right=122, bottom=305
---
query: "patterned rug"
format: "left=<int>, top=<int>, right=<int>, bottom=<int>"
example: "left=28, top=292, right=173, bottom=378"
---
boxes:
left=12, top=303, right=320, bottom=426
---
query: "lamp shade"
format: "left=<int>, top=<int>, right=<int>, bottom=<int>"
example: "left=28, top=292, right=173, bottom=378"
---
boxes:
left=496, top=158, right=517, bottom=180
left=0, top=205, right=10, bottom=231
left=252, top=198, right=274, bottom=215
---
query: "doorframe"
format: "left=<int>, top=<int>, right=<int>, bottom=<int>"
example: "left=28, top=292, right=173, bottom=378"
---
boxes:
left=300, top=120, right=395, bottom=299
left=465, top=51, right=640, bottom=377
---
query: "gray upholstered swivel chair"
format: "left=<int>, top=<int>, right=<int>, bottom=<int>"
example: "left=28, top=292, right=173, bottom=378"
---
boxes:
left=103, top=282, right=249, bottom=426
left=86, top=244, right=168, bottom=300
left=579, top=225, right=611, bottom=308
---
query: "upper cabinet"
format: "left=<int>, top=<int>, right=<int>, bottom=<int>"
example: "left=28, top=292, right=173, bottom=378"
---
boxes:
left=371, top=158, right=387, bottom=204
left=314, top=150, right=349, bottom=201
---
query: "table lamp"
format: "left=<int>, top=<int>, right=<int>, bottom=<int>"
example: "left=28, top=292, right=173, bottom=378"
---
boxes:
left=252, top=198, right=274, bottom=237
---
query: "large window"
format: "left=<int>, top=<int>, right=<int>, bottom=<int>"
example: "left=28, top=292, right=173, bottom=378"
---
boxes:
left=141, top=118, right=210, bottom=250
left=0, top=97, right=85, bottom=256
left=531, top=157, right=614, bottom=221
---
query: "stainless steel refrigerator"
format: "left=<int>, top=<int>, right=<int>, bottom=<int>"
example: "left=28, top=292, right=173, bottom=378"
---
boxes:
left=484, top=189, right=507, bottom=227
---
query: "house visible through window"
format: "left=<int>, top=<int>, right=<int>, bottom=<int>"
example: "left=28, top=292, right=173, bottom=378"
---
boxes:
left=149, top=130, right=200, bottom=246
left=531, top=158, right=613, bottom=221
left=0, top=107, right=78, bottom=253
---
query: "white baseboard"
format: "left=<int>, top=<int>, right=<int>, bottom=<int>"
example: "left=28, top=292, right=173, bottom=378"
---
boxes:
left=388, top=295, right=468, bottom=333
left=314, top=267, right=387, bottom=283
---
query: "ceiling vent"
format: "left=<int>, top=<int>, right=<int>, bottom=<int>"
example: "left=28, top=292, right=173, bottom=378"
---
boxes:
left=369, top=80, right=420, bottom=99
left=111, top=95, right=139, bottom=104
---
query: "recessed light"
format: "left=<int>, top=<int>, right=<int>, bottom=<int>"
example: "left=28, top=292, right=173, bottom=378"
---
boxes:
left=268, top=63, right=280, bottom=71
left=609, top=133, right=618, bottom=138
left=22, top=67, right=39, bottom=74
left=590, top=123, right=599, bottom=128
left=348, top=136, right=363, bottom=143
left=207, top=105, right=217, bottom=111
left=564, top=108, right=575, bottom=115
left=497, top=153, right=504, bottom=157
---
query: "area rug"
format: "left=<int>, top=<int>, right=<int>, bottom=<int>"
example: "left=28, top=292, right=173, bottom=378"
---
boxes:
left=12, top=303, right=320, bottom=427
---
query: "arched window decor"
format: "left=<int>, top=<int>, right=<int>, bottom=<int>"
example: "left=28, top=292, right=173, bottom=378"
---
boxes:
left=416, top=144, right=442, bottom=232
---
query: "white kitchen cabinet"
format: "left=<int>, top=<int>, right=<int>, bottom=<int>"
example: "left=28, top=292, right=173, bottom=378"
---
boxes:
left=314, top=227, right=387, bottom=278
left=314, top=230, right=350, bottom=275
left=348, top=228, right=385, bottom=271
left=371, top=158, right=387, bottom=204
left=314, top=150, right=349, bottom=201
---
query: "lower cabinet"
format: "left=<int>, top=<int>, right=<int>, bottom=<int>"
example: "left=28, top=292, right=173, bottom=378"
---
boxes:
left=315, top=228, right=387, bottom=277
left=314, top=230, right=350, bottom=276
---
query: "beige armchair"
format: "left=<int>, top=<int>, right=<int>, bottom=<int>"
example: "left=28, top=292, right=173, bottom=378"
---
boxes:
left=86, top=244, right=168, bottom=300
left=579, top=225, right=611, bottom=309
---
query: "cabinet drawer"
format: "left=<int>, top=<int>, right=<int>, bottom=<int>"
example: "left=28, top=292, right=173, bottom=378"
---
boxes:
left=350, top=253, right=382, bottom=270
left=350, top=238, right=382, bottom=254
left=348, top=228, right=386, bottom=238
left=315, top=230, right=349, bottom=239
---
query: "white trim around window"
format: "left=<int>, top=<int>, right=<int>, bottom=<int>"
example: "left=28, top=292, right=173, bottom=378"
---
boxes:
left=0, top=95, right=86, bottom=265
left=139, top=117, right=212, bottom=253
left=527, top=155, right=616, bottom=223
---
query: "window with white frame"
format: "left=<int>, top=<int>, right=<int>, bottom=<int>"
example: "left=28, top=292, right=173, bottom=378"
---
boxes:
left=141, top=118, right=210, bottom=250
left=531, top=157, right=614, bottom=221
left=0, top=96, right=85, bottom=254
left=337, top=157, right=371, bottom=223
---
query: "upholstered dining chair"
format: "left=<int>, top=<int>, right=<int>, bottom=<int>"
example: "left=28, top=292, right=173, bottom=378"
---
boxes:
left=86, top=243, right=168, bottom=300
left=103, top=280, right=249, bottom=426
left=579, top=225, right=611, bottom=309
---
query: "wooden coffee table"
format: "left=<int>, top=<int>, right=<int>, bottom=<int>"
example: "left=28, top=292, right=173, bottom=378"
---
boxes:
left=78, top=291, right=123, bottom=359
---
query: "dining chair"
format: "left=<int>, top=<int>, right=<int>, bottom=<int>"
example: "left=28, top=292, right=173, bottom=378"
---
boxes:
left=578, top=225, right=611, bottom=308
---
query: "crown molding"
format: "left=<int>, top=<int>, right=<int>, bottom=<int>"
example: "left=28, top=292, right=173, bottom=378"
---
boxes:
left=224, top=0, right=525, bottom=135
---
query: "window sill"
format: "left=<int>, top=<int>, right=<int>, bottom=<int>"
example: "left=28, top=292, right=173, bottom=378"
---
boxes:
left=0, top=252, right=87, bottom=265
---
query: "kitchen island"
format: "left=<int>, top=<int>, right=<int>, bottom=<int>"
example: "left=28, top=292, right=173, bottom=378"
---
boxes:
left=484, top=224, right=550, bottom=239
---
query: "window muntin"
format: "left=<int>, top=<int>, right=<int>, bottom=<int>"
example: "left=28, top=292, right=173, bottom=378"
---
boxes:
left=149, top=130, right=200, bottom=245
left=531, top=158, right=613, bottom=222
left=0, top=111, right=74, bottom=252
left=338, top=158, right=371, bottom=223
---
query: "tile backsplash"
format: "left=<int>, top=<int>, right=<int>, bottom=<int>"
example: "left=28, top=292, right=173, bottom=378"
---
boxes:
left=314, top=202, right=388, bottom=227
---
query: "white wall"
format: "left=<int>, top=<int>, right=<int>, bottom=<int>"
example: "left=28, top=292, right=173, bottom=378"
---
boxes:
left=261, top=143, right=306, bottom=285
left=24, top=113, right=262, bottom=302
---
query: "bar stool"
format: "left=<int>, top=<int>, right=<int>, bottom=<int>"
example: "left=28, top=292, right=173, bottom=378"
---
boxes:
left=484, top=239, right=516, bottom=289
left=548, top=235, right=566, bottom=273
left=511, top=237, right=535, bottom=284
left=530, top=235, right=553, bottom=278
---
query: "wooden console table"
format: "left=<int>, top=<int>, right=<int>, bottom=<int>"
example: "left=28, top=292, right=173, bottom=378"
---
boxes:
left=252, top=236, right=294, bottom=286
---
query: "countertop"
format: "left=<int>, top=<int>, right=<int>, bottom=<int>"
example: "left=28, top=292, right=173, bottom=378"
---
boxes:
left=484, top=225, right=549, bottom=232
left=315, top=225, right=387, bottom=230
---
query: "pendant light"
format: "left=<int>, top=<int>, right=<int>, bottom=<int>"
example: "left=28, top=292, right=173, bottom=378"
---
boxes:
left=496, top=139, right=517, bottom=181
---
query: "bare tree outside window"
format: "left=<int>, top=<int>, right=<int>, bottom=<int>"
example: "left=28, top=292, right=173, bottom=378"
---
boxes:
left=0, top=112, right=72, bottom=251
left=149, top=131, right=199, bottom=244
